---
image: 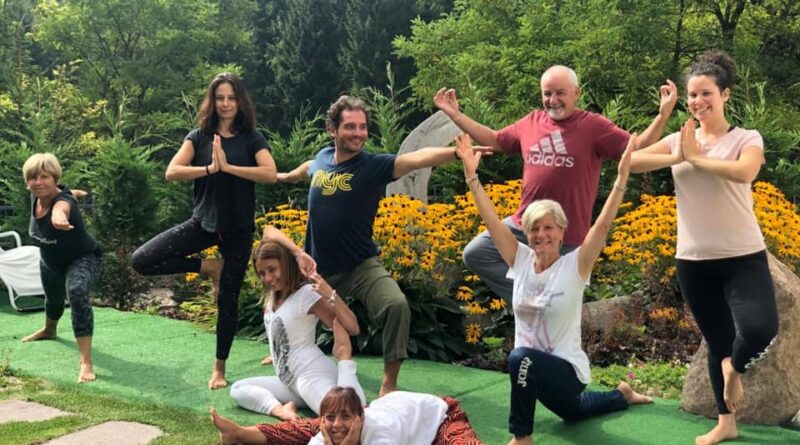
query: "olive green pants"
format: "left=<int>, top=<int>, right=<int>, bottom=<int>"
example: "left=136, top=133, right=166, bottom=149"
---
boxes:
left=324, top=257, right=410, bottom=363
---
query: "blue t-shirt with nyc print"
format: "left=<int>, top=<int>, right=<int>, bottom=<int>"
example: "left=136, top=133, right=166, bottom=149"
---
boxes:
left=305, top=146, right=396, bottom=275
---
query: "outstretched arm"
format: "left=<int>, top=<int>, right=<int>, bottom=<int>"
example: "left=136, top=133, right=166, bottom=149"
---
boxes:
left=51, top=200, right=74, bottom=231
left=630, top=139, right=683, bottom=173
left=457, top=134, right=518, bottom=266
left=277, top=160, right=313, bottom=184
left=434, top=88, right=500, bottom=149
left=680, top=119, right=763, bottom=183
left=578, top=135, right=635, bottom=281
left=634, top=80, right=678, bottom=147
left=261, top=225, right=317, bottom=277
left=392, top=144, right=493, bottom=178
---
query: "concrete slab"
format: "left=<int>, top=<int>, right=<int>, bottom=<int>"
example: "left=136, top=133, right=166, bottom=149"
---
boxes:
left=43, top=421, right=163, bottom=445
left=0, top=400, right=71, bottom=424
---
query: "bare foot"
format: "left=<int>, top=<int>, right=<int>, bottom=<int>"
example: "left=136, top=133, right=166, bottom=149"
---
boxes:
left=209, top=359, right=228, bottom=389
left=78, top=361, right=96, bottom=383
left=696, top=415, right=738, bottom=445
left=270, top=401, right=299, bottom=421
left=21, top=327, right=57, bottom=342
left=210, top=407, right=241, bottom=445
left=617, top=381, right=652, bottom=405
left=332, top=318, right=352, bottom=361
left=261, top=355, right=273, bottom=366
left=721, top=358, right=744, bottom=413
left=507, top=435, right=534, bottom=445
left=202, top=258, right=224, bottom=303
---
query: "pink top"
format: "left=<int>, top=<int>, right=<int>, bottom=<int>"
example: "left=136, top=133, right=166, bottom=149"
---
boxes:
left=497, top=110, right=629, bottom=246
left=666, top=127, right=766, bottom=260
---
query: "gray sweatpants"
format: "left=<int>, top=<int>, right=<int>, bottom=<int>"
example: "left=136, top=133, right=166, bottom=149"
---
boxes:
left=41, top=254, right=101, bottom=337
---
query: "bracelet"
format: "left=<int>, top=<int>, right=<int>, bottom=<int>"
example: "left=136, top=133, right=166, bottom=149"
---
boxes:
left=453, top=147, right=461, bottom=160
left=466, top=175, right=479, bottom=184
left=613, top=183, right=626, bottom=193
left=205, top=164, right=210, bottom=176
left=328, top=289, right=337, bottom=306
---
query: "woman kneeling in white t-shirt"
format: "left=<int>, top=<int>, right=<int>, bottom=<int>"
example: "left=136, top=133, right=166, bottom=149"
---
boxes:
left=229, top=226, right=364, bottom=420
left=455, top=134, right=653, bottom=445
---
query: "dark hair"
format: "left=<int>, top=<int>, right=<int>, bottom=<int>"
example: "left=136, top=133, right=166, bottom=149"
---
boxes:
left=326, top=95, right=370, bottom=132
left=251, top=241, right=304, bottom=306
left=684, top=50, right=737, bottom=92
left=198, top=72, right=256, bottom=135
left=319, top=387, right=364, bottom=418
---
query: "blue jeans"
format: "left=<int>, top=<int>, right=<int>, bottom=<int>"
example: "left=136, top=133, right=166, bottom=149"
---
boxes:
left=508, top=347, right=628, bottom=437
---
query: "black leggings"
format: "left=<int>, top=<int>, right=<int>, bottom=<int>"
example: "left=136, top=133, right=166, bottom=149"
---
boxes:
left=676, top=250, right=778, bottom=414
left=42, top=254, right=101, bottom=338
left=131, top=218, right=252, bottom=360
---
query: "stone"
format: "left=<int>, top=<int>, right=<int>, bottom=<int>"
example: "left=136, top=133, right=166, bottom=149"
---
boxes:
left=43, top=421, right=163, bottom=445
left=0, top=400, right=71, bottom=424
left=581, top=295, right=642, bottom=334
left=385, top=110, right=462, bottom=203
left=680, top=252, right=800, bottom=425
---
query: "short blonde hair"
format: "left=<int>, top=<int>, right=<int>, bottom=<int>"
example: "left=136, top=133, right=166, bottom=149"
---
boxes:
left=22, top=153, right=62, bottom=183
left=521, top=199, right=568, bottom=232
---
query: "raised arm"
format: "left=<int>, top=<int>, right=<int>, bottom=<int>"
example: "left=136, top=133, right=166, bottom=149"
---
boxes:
left=634, top=80, right=678, bottom=147
left=681, top=119, right=763, bottom=183
left=578, top=135, right=634, bottom=281
left=392, top=144, right=493, bottom=178
left=457, top=134, right=518, bottom=266
left=262, top=225, right=317, bottom=277
left=434, top=88, right=501, bottom=149
left=277, top=160, right=313, bottom=184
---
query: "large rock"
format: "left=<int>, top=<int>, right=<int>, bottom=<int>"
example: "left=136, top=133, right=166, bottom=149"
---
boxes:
left=385, top=111, right=462, bottom=203
left=581, top=295, right=642, bottom=334
left=681, top=252, right=800, bottom=425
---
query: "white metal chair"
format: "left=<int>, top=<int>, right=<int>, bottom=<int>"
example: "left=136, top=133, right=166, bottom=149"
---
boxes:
left=0, top=230, right=45, bottom=311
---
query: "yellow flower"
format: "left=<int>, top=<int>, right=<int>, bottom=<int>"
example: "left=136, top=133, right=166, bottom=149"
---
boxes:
left=185, top=272, right=199, bottom=282
left=455, top=286, right=473, bottom=301
left=489, top=298, right=507, bottom=311
left=465, top=322, right=482, bottom=344
left=467, top=301, right=488, bottom=315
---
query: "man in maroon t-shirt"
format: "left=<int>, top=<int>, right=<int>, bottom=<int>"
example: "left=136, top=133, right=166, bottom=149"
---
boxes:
left=435, top=65, right=677, bottom=302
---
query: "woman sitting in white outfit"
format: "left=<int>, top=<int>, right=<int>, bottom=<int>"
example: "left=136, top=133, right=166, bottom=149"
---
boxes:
left=229, top=226, right=363, bottom=420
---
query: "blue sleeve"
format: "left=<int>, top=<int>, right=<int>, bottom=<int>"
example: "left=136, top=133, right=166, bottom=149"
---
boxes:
left=370, top=153, right=397, bottom=185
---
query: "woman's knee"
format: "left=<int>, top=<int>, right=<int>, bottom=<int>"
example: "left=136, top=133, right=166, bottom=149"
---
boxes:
left=130, top=247, right=151, bottom=274
left=508, top=348, right=535, bottom=374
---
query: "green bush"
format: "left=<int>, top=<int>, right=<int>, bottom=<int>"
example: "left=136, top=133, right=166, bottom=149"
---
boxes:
left=592, top=360, right=687, bottom=400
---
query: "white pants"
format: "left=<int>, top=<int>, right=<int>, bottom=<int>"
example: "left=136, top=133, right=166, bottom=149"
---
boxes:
left=230, top=355, right=366, bottom=416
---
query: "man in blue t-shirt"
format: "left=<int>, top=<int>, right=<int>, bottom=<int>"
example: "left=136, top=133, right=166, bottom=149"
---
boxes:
left=278, top=95, right=481, bottom=396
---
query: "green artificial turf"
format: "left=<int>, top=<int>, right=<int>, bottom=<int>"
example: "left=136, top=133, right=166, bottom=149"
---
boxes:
left=1, top=299, right=798, bottom=445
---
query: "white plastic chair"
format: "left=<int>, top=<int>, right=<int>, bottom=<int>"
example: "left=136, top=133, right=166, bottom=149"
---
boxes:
left=0, top=230, right=45, bottom=311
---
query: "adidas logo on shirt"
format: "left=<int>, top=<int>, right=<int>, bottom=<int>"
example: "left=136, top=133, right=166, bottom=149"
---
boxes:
left=523, top=130, right=575, bottom=167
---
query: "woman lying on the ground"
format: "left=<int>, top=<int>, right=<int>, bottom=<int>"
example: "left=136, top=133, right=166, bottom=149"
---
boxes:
left=229, top=226, right=362, bottom=420
left=455, top=134, right=652, bottom=445
left=21, top=153, right=102, bottom=383
left=211, top=317, right=483, bottom=445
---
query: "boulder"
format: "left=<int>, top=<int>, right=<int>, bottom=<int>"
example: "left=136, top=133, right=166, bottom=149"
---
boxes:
left=385, top=110, right=462, bottom=203
left=681, top=252, right=800, bottom=425
left=581, top=295, right=642, bottom=334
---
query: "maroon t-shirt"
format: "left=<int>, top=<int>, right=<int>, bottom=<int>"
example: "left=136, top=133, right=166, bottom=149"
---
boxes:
left=497, top=109, right=629, bottom=246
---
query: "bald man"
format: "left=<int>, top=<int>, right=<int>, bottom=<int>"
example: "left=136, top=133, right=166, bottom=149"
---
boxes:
left=435, top=65, right=677, bottom=302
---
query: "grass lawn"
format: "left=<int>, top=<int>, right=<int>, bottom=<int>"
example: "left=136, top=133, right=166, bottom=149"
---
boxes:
left=0, top=369, right=219, bottom=444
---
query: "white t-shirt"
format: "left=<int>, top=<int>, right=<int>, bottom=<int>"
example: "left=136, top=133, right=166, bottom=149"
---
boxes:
left=665, top=127, right=766, bottom=260
left=308, top=391, right=448, bottom=445
left=507, top=243, right=591, bottom=383
left=264, top=283, right=326, bottom=386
